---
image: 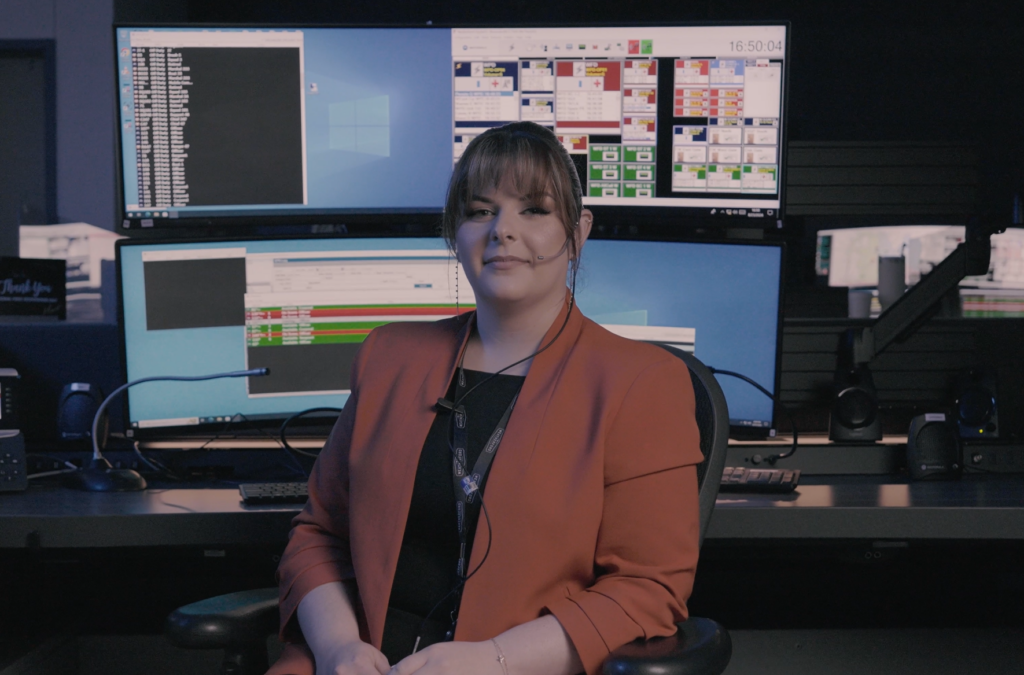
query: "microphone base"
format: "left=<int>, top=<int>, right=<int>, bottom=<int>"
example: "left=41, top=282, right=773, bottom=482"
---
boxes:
left=65, top=458, right=147, bottom=492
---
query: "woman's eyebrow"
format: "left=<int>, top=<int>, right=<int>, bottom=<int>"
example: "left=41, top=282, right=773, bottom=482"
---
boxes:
left=468, top=194, right=495, bottom=203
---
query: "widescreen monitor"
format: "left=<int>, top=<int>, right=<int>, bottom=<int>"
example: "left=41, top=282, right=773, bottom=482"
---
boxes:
left=114, top=24, right=788, bottom=229
left=118, top=236, right=783, bottom=440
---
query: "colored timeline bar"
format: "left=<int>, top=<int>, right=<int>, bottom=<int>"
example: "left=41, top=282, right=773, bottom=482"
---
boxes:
left=245, top=304, right=475, bottom=321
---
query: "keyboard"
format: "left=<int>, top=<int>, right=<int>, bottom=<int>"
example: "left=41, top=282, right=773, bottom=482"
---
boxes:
left=719, top=466, right=800, bottom=493
left=239, top=481, right=309, bottom=505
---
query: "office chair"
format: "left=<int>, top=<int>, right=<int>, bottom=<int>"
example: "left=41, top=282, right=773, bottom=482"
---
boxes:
left=166, top=346, right=732, bottom=675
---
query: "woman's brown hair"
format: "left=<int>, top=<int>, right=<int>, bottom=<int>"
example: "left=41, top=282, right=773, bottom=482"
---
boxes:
left=441, top=122, right=585, bottom=275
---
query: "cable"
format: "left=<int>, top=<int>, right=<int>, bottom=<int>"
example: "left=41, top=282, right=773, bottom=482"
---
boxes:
left=230, top=411, right=308, bottom=478
left=453, top=271, right=578, bottom=407
left=133, top=442, right=172, bottom=476
left=279, top=407, right=343, bottom=458
left=27, top=461, right=79, bottom=480
left=709, top=367, right=799, bottom=465
left=25, top=453, right=79, bottom=469
left=135, top=411, right=309, bottom=481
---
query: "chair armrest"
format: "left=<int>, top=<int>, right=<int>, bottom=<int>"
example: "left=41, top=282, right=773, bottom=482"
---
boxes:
left=166, top=587, right=280, bottom=649
left=602, top=617, right=732, bottom=675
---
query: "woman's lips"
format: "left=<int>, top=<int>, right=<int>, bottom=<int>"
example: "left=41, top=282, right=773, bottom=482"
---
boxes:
left=484, top=255, right=529, bottom=269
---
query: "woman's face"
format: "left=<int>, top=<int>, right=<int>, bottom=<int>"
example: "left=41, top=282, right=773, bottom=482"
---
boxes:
left=456, top=175, right=590, bottom=312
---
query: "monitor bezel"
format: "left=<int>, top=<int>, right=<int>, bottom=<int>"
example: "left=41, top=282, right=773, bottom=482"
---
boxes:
left=112, top=21, right=791, bottom=233
left=116, top=231, right=785, bottom=441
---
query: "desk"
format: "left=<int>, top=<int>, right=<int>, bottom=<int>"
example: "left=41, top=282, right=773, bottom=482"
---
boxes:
left=0, top=487, right=296, bottom=549
left=3, top=476, right=1023, bottom=549
left=3, top=478, right=1023, bottom=658
left=711, top=478, right=1024, bottom=540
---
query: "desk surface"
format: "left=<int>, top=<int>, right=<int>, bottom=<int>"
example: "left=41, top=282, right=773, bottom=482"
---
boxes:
left=2, top=476, right=1023, bottom=549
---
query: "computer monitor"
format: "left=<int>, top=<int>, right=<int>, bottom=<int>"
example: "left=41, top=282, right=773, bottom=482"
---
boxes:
left=114, top=24, right=789, bottom=230
left=817, top=225, right=1024, bottom=289
left=118, top=235, right=782, bottom=439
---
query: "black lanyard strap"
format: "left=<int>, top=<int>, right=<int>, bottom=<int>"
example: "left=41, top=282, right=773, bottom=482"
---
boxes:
left=450, top=369, right=520, bottom=579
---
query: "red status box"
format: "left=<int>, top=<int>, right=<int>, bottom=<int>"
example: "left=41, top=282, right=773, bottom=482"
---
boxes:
left=624, top=88, right=657, bottom=103
left=625, top=60, right=657, bottom=75
left=623, top=117, right=656, bottom=132
left=555, top=61, right=622, bottom=90
left=675, top=59, right=709, bottom=75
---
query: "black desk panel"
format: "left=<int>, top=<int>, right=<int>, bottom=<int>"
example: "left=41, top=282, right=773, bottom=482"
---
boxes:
left=2, top=476, right=1023, bottom=549
left=710, top=478, right=1024, bottom=540
left=0, top=487, right=296, bottom=549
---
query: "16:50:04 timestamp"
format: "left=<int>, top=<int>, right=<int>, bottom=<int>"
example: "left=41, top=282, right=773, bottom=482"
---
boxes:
left=729, top=40, right=784, bottom=53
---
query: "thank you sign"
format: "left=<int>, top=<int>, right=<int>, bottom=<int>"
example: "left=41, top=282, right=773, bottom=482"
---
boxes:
left=0, top=258, right=66, bottom=319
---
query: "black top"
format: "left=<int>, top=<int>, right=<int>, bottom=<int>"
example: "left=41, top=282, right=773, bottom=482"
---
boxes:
left=381, top=368, right=525, bottom=662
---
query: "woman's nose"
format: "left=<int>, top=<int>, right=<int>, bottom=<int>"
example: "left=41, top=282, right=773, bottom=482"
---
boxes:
left=490, top=210, right=518, bottom=241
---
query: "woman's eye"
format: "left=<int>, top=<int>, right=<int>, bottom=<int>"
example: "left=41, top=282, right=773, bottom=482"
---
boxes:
left=524, top=206, right=550, bottom=216
left=467, top=208, right=494, bottom=219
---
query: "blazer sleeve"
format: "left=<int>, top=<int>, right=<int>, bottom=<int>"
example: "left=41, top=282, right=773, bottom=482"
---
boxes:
left=546, top=357, right=704, bottom=675
left=275, top=330, right=377, bottom=643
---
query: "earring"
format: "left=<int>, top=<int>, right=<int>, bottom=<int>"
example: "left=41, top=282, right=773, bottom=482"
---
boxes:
left=455, top=254, right=460, bottom=317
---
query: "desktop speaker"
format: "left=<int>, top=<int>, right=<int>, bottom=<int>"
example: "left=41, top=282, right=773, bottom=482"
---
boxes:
left=907, top=413, right=962, bottom=481
left=954, top=368, right=998, bottom=439
left=58, top=383, right=106, bottom=442
left=0, top=430, right=27, bottom=492
left=829, top=365, right=882, bottom=442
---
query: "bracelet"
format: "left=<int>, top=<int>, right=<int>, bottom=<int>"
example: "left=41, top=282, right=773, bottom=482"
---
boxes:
left=490, top=638, right=509, bottom=675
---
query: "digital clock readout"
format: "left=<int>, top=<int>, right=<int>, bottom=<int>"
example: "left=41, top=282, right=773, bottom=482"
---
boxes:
left=729, top=40, right=784, bottom=53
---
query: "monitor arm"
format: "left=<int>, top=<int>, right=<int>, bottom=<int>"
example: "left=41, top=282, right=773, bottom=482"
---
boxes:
left=851, top=216, right=1007, bottom=365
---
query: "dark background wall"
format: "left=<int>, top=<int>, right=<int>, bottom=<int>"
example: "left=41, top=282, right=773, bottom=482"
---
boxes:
left=0, top=0, right=116, bottom=232
left=0, top=42, right=55, bottom=255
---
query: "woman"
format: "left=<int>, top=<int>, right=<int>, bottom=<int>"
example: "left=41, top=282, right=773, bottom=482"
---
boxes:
left=269, top=121, right=703, bottom=675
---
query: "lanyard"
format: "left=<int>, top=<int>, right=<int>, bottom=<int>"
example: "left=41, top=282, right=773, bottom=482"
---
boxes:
left=450, top=367, right=520, bottom=580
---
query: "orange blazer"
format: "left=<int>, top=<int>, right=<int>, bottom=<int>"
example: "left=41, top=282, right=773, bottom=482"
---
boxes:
left=270, top=299, right=704, bottom=675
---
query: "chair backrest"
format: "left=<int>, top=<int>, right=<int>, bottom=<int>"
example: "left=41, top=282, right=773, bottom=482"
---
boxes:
left=657, top=345, right=730, bottom=546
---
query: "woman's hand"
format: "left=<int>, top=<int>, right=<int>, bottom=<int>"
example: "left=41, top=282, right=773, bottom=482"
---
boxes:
left=315, top=640, right=391, bottom=675
left=387, top=641, right=501, bottom=675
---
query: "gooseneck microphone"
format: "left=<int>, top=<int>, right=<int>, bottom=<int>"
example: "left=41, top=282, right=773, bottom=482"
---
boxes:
left=65, top=368, right=270, bottom=492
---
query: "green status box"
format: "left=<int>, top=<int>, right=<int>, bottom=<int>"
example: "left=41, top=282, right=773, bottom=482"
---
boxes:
left=590, top=163, right=621, bottom=181
left=589, top=144, right=621, bottom=162
left=623, top=164, right=655, bottom=181
left=588, top=181, right=621, bottom=197
left=622, top=182, right=655, bottom=198
left=708, top=164, right=742, bottom=180
left=623, top=145, right=656, bottom=162
left=673, top=164, right=707, bottom=179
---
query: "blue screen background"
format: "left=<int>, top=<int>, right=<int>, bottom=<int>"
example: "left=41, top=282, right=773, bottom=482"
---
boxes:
left=117, top=28, right=453, bottom=213
left=301, top=29, right=452, bottom=209
left=121, top=238, right=781, bottom=429
left=576, top=240, right=781, bottom=427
